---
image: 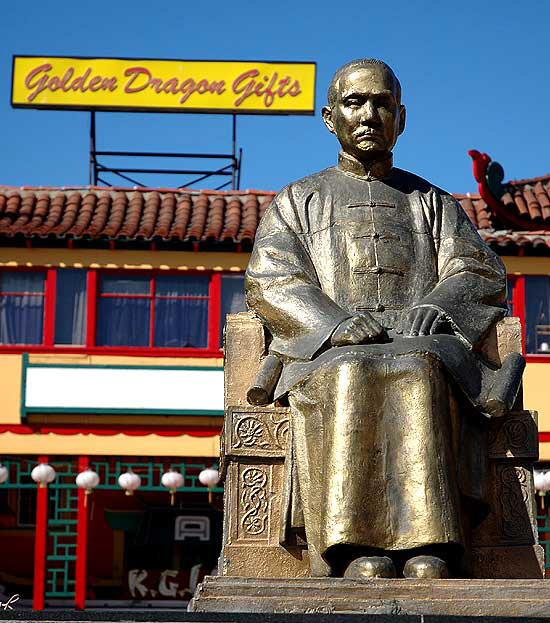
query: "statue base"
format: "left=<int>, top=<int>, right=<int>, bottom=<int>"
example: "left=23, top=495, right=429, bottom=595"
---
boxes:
left=190, top=576, right=550, bottom=618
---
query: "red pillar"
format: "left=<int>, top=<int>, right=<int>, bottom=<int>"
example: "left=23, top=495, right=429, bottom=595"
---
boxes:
left=32, top=455, right=48, bottom=611
left=75, top=456, right=89, bottom=610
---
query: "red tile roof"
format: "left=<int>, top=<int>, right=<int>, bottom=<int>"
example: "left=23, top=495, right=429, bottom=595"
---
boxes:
left=0, top=167, right=549, bottom=249
left=0, top=186, right=275, bottom=244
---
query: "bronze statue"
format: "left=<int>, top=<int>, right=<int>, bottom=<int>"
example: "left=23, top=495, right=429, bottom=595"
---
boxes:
left=245, top=59, right=524, bottom=580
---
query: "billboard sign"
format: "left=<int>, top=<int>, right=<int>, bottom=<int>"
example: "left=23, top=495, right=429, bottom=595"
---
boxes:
left=11, top=56, right=316, bottom=114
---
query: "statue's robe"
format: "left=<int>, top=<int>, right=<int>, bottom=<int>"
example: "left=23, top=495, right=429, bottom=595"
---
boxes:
left=245, top=165, right=510, bottom=574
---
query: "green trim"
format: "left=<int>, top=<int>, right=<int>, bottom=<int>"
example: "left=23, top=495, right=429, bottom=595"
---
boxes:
left=20, top=353, right=28, bottom=421
left=25, top=406, right=224, bottom=416
left=26, top=362, right=223, bottom=371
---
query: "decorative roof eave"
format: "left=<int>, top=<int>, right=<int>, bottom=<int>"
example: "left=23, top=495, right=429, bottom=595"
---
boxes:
left=468, top=150, right=550, bottom=232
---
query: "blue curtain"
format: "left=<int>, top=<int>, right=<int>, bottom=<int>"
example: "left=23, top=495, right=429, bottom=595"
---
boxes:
left=55, top=269, right=87, bottom=345
left=96, top=275, right=150, bottom=347
left=0, top=272, right=45, bottom=344
left=96, top=297, right=150, bottom=347
left=154, top=275, right=209, bottom=347
left=525, top=276, right=550, bottom=354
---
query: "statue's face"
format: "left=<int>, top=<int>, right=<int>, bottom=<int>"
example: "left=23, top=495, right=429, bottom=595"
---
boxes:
left=322, top=65, right=405, bottom=162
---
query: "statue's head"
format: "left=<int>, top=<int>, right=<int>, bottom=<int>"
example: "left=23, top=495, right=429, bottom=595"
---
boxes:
left=322, top=59, right=406, bottom=163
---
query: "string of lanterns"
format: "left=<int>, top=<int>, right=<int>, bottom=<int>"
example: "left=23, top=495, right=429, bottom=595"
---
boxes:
left=0, top=462, right=220, bottom=504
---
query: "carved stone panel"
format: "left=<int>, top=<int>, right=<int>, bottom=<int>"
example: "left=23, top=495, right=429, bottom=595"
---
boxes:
left=225, top=461, right=285, bottom=548
left=488, top=411, right=538, bottom=459
left=472, top=462, right=538, bottom=547
left=224, top=406, right=290, bottom=459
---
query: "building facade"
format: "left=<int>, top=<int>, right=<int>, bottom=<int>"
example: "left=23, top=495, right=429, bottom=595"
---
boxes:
left=1, top=154, right=550, bottom=607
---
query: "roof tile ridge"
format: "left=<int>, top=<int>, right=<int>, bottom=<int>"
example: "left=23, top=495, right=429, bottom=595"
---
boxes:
left=507, top=173, right=550, bottom=186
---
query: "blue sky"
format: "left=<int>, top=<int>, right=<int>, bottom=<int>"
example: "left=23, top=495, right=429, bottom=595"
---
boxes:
left=1, top=0, right=548, bottom=194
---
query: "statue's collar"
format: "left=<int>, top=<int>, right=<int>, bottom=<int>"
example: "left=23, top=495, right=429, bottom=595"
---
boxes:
left=337, top=151, right=393, bottom=180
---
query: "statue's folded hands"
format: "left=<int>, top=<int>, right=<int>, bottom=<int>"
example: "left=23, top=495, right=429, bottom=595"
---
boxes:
left=331, top=311, right=386, bottom=345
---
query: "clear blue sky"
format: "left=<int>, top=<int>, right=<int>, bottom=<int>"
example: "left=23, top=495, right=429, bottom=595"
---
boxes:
left=1, top=0, right=548, bottom=194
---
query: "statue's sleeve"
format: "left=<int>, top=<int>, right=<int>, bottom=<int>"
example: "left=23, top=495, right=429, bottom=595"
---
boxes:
left=412, top=191, right=507, bottom=347
left=245, top=188, right=351, bottom=360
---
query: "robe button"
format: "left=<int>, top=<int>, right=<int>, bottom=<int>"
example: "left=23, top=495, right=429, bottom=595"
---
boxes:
left=375, top=303, right=385, bottom=312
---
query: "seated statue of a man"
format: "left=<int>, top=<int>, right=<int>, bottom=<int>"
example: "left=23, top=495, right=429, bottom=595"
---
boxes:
left=245, top=59, right=523, bottom=580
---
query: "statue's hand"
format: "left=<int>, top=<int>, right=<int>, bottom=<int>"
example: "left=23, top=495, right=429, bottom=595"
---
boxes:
left=331, top=312, right=385, bottom=346
left=402, top=306, right=446, bottom=337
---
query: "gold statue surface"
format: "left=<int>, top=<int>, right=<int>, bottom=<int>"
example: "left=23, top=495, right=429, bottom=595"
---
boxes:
left=245, top=59, right=524, bottom=579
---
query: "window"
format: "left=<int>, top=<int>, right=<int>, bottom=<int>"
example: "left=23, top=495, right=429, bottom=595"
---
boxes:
left=0, top=272, right=45, bottom=344
left=525, top=277, right=550, bottom=355
left=55, top=269, right=87, bottom=345
left=0, top=268, right=244, bottom=353
left=96, top=274, right=210, bottom=348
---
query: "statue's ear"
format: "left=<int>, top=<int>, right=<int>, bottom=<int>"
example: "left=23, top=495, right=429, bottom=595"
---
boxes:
left=322, top=106, right=335, bottom=134
left=398, top=105, right=406, bottom=136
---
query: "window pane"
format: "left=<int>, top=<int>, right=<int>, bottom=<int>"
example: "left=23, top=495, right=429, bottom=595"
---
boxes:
left=154, top=298, right=208, bottom=347
left=0, top=295, right=44, bottom=344
left=219, top=275, right=246, bottom=344
left=525, top=276, right=550, bottom=354
left=96, top=298, right=150, bottom=347
left=0, top=272, right=44, bottom=294
left=100, top=275, right=150, bottom=295
left=55, top=269, right=87, bottom=345
left=156, top=275, right=209, bottom=297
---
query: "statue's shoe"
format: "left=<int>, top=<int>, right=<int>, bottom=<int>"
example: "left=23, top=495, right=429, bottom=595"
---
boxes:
left=343, top=556, right=396, bottom=578
left=403, top=555, right=449, bottom=579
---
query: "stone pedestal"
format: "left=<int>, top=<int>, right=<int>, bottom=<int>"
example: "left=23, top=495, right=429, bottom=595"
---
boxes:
left=190, top=576, right=550, bottom=618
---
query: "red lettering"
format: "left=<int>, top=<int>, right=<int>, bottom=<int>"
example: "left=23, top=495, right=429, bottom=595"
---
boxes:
left=60, top=68, right=74, bottom=92
left=149, top=78, right=163, bottom=93
left=69, top=68, right=91, bottom=92
left=209, top=80, right=226, bottom=95
left=178, top=78, right=196, bottom=104
left=287, top=80, right=301, bottom=97
left=232, top=70, right=259, bottom=107
left=263, top=72, right=278, bottom=107
left=102, top=77, right=117, bottom=92
left=196, top=79, right=209, bottom=95
left=162, top=78, right=179, bottom=94
left=124, top=67, right=151, bottom=93
left=277, top=76, right=291, bottom=97
left=24, top=64, right=52, bottom=102
left=88, top=76, right=102, bottom=92
left=49, top=76, right=61, bottom=91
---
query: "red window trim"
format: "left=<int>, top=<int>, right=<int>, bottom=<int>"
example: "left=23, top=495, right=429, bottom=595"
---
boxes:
left=0, top=266, right=241, bottom=356
left=510, top=274, right=550, bottom=363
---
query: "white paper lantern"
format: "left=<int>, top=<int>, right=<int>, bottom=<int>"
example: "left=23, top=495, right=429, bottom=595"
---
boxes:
left=118, top=470, right=141, bottom=496
left=199, top=468, right=220, bottom=489
left=161, top=470, right=184, bottom=505
left=534, top=470, right=550, bottom=492
left=31, top=463, right=56, bottom=487
left=161, top=470, right=184, bottom=492
left=0, top=465, right=8, bottom=485
left=75, top=469, right=100, bottom=494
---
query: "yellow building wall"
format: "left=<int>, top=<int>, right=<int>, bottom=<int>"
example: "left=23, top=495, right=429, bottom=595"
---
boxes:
left=0, top=354, right=22, bottom=425
left=0, top=430, right=220, bottom=457
left=0, top=248, right=249, bottom=272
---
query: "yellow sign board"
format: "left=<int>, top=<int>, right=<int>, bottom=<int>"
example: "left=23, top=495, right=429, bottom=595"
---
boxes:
left=11, top=56, right=316, bottom=115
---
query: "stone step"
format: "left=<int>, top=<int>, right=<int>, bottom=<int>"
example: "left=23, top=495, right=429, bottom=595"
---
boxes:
left=190, top=576, right=550, bottom=617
